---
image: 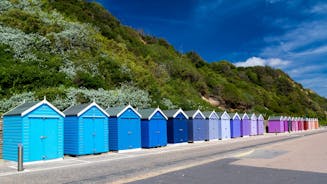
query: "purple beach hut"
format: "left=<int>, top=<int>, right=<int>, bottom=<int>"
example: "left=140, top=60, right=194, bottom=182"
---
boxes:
left=250, top=113, right=257, bottom=136
left=240, top=113, right=251, bottom=137
left=268, top=116, right=284, bottom=133
left=257, top=114, right=265, bottom=135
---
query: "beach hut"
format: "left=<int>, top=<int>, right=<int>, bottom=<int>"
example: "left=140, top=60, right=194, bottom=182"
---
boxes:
left=217, top=111, right=231, bottom=140
left=0, top=119, right=2, bottom=159
left=282, top=116, right=289, bottom=132
left=257, top=114, right=265, bottom=135
left=315, top=118, right=319, bottom=129
left=308, top=118, right=312, bottom=130
left=288, top=116, right=292, bottom=132
left=312, top=118, right=316, bottom=129
left=268, top=116, right=284, bottom=133
left=2, top=99, right=64, bottom=162
left=107, top=105, right=142, bottom=151
left=138, top=108, right=168, bottom=148
left=185, top=110, right=209, bottom=142
left=317, top=118, right=319, bottom=129
left=298, top=117, right=304, bottom=131
left=303, top=118, right=309, bottom=130
left=239, top=113, right=251, bottom=137
left=229, top=113, right=241, bottom=138
left=203, top=111, right=219, bottom=140
left=163, top=109, right=189, bottom=144
left=63, top=102, right=109, bottom=156
left=250, top=113, right=258, bottom=136
left=313, top=118, right=316, bottom=129
left=291, top=117, right=298, bottom=131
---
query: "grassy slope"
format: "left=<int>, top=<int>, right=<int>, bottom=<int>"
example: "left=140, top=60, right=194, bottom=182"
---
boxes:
left=0, top=0, right=326, bottom=121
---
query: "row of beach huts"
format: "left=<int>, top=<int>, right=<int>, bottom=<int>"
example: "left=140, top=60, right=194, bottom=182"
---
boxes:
left=1, top=99, right=319, bottom=162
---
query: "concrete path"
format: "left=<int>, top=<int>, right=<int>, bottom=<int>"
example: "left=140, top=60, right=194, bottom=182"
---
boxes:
left=131, top=129, right=327, bottom=184
left=0, top=128, right=326, bottom=183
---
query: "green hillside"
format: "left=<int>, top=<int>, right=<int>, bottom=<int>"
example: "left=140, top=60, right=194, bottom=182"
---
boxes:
left=0, top=0, right=326, bottom=122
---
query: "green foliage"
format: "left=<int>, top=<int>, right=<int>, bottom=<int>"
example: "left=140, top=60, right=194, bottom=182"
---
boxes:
left=0, top=0, right=325, bottom=121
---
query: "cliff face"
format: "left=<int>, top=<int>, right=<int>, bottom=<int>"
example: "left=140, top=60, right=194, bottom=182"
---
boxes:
left=0, top=0, right=326, bottom=120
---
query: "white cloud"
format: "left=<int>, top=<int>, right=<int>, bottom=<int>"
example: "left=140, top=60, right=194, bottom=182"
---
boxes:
left=310, top=3, right=327, bottom=14
left=298, top=77, right=327, bottom=97
left=235, top=56, right=290, bottom=68
left=261, top=19, right=327, bottom=59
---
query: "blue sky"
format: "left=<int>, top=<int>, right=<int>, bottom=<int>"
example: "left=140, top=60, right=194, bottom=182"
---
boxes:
left=96, top=0, right=327, bottom=98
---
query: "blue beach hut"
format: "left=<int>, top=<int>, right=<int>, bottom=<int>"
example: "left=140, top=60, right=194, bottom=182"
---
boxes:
left=138, top=108, right=168, bottom=148
left=162, top=109, right=189, bottom=144
left=3, top=99, right=64, bottom=162
left=230, top=112, right=241, bottom=138
left=63, top=102, right=109, bottom=155
left=106, top=105, right=142, bottom=151
left=203, top=111, right=219, bottom=140
left=217, top=111, right=231, bottom=140
left=185, top=110, right=209, bottom=142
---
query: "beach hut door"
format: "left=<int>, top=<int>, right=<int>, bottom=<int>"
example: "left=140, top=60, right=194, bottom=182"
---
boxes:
left=29, top=117, right=59, bottom=161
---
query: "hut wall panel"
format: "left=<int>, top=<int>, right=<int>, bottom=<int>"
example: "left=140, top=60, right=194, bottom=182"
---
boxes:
left=109, top=117, right=118, bottom=150
left=0, top=119, right=2, bottom=158
left=174, top=113, right=188, bottom=143
left=64, top=117, right=79, bottom=155
left=250, top=119, right=257, bottom=136
left=208, top=114, right=219, bottom=140
left=2, top=116, right=22, bottom=161
left=220, top=119, right=231, bottom=140
left=80, top=108, right=109, bottom=154
left=230, top=118, right=241, bottom=138
left=257, top=119, right=264, bottom=135
left=141, top=120, right=150, bottom=147
left=24, top=107, right=64, bottom=161
left=109, top=108, right=141, bottom=151
left=141, top=111, right=167, bottom=148
left=241, top=119, right=251, bottom=137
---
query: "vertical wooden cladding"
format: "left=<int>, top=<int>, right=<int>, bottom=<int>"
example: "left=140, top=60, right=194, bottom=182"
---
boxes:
left=239, top=113, right=251, bottom=137
left=2, top=100, right=64, bottom=162
left=139, top=108, right=168, bottom=148
left=291, top=117, right=298, bottom=131
left=185, top=110, right=209, bottom=142
left=230, top=113, right=241, bottom=138
left=203, top=111, right=219, bottom=140
left=257, top=114, right=265, bottom=135
left=217, top=111, right=231, bottom=140
left=63, top=102, right=109, bottom=155
left=107, top=105, right=142, bottom=151
left=268, top=116, right=284, bottom=133
left=163, top=109, right=189, bottom=144
left=250, top=113, right=258, bottom=135
left=0, top=119, right=2, bottom=159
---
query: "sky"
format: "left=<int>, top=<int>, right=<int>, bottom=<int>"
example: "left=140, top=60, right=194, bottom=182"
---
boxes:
left=96, top=0, right=327, bottom=98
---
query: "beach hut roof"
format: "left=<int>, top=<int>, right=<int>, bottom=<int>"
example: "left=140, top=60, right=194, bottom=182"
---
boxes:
left=106, top=104, right=141, bottom=118
left=239, top=112, right=249, bottom=120
left=64, top=102, right=109, bottom=117
left=184, top=109, right=205, bottom=119
left=202, top=111, right=218, bottom=119
left=258, top=114, right=264, bottom=120
left=3, top=99, right=65, bottom=117
left=229, top=112, right=240, bottom=120
left=138, top=107, right=168, bottom=120
left=162, top=108, right=189, bottom=119
left=216, top=111, right=230, bottom=119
